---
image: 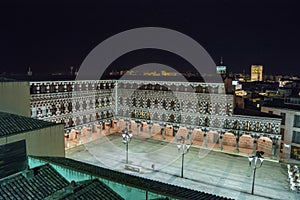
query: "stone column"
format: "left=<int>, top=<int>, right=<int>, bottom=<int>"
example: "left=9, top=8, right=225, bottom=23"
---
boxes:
left=148, top=124, right=152, bottom=137
left=272, top=137, right=278, bottom=157
left=129, top=121, right=132, bottom=132
left=235, top=132, right=239, bottom=153
left=92, top=124, right=95, bottom=134
left=99, top=123, right=103, bottom=137
left=89, top=125, right=93, bottom=141
left=219, top=132, right=223, bottom=150
left=173, top=126, right=179, bottom=137
left=137, top=123, right=140, bottom=135
left=77, top=128, right=82, bottom=145
left=188, top=129, right=193, bottom=144
left=107, top=122, right=111, bottom=135
left=253, top=136, right=257, bottom=154
left=161, top=126, right=165, bottom=140
left=114, top=120, right=118, bottom=132
left=203, top=131, right=207, bottom=148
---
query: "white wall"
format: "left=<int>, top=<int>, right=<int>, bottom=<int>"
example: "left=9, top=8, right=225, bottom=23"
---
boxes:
left=0, top=124, right=65, bottom=157
left=0, top=82, right=30, bottom=117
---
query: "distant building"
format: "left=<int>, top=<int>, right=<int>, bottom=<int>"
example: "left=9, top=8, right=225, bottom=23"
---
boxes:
left=27, top=67, right=32, bottom=76
left=251, top=65, right=263, bottom=81
left=261, top=98, right=300, bottom=162
left=216, top=57, right=227, bottom=75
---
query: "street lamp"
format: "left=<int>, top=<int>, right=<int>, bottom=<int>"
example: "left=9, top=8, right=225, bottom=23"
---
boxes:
left=248, top=151, right=264, bottom=195
left=122, top=122, right=133, bottom=164
left=177, top=136, right=191, bottom=178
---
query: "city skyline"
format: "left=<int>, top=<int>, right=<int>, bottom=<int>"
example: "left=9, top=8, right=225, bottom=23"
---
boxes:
left=0, top=0, right=299, bottom=76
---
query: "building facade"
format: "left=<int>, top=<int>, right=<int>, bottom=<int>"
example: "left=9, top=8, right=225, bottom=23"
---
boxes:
left=251, top=65, right=263, bottom=82
left=29, top=80, right=282, bottom=160
left=262, top=105, right=300, bottom=161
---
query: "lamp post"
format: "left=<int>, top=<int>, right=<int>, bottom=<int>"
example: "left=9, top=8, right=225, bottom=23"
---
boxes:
left=177, top=136, right=191, bottom=178
left=122, top=122, right=133, bottom=164
left=248, top=151, right=264, bottom=195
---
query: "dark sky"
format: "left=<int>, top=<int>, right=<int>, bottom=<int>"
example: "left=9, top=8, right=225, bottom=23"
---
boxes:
left=0, top=0, right=300, bottom=76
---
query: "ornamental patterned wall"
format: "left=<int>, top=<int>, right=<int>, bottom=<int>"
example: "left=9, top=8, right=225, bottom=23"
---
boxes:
left=30, top=80, right=115, bottom=132
left=30, top=80, right=282, bottom=141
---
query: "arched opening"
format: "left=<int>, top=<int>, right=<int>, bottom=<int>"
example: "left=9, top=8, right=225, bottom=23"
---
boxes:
left=257, top=136, right=273, bottom=156
left=222, top=132, right=236, bottom=151
left=239, top=134, right=254, bottom=154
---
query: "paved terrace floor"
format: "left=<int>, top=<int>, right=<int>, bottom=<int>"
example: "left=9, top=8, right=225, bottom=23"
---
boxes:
left=66, top=133, right=300, bottom=200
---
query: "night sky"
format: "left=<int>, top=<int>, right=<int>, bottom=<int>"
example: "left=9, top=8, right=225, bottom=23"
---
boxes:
left=0, top=0, right=299, bottom=76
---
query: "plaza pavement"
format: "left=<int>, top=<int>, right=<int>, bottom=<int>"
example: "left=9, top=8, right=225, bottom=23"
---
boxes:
left=66, top=134, right=300, bottom=200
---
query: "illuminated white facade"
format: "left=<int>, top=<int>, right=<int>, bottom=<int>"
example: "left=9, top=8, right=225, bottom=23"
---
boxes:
left=29, top=80, right=282, bottom=159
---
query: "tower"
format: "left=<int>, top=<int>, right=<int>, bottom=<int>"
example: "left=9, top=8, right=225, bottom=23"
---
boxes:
left=216, top=57, right=227, bottom=75
left=250, top=65, right=263, bottom=81
left=27, top=67, right=32, bottom=76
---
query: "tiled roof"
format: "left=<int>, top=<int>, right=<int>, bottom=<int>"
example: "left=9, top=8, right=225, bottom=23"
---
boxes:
left=34, top=156, right=232, bottom=200
left=0, top=164, right=69, bottom=200
left=0, top=163, right=125, bottom=200
left=60, top=179, right=124, bottom=200
left=0, top=112, right=58, bottom=138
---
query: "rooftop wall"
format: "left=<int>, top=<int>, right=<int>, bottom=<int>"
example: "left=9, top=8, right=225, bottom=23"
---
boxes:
left=0, top=82, right=30, bottom=117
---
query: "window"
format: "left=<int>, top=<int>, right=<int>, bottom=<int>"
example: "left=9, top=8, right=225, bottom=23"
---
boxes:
left=280, top=113, right=286, bottom=125
left=268, top=111, right=273, bottom=115
left=292, top=131, right=300, bottom=144
left=294, top=115, right=300, bottom=128
left=280, top=128, right=285, bottom=140
left=291, top=146, right=300, bottom=160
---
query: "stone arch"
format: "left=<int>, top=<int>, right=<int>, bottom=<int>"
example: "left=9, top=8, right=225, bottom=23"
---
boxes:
left=207, top=130, right=219, bottom=144
left=192, top=129, right=203, bottom=142
left=165, top=125, right=173, bottom=136
left=69, top=129, right=78, bottom=141
left=222, top=132, right=236, bottom=146
left=152, top=123, right=161, bottom=135
left=239, top=134, right=254, bottom=149
left=117, top=119, right=125, bottom=132
left=176, top=127, right=188, bottom=140
left=257, top=136, right=272, bottom=156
